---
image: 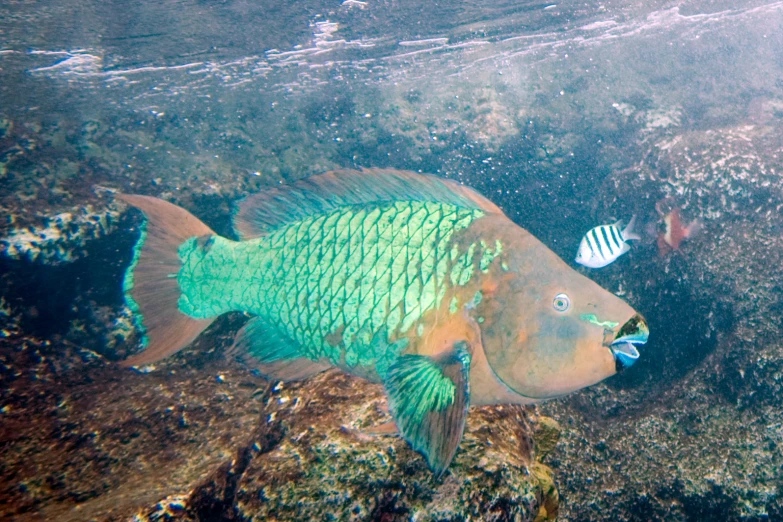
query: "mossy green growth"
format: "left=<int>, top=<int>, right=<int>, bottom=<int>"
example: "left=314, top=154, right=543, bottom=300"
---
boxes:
left=533, top=416, right=562, bottom=461
left=532, top=462, right=560, bottom=522
left=123, top=220, right=149, bottom=348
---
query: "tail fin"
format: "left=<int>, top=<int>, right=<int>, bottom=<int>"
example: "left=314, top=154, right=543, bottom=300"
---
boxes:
left=118, top=194, right=216, bottom=367
left=621, top=215, right=641, bottom=241
left=684, top=219, right=702, bottom=239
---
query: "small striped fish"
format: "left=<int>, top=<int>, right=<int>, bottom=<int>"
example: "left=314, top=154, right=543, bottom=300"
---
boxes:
left=575, top=216, right=640, bottom=268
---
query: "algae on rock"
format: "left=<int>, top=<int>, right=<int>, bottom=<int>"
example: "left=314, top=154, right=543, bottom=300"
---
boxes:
left=179, top=371, right=560, bottom=522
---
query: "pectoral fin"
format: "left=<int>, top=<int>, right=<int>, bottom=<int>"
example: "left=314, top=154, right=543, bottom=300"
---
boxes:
left=384, top=341, right=471, bottom=476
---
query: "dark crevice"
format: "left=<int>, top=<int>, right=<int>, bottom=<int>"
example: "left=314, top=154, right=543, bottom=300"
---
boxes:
left=185, top=399, right=287, bottom=522
left=0, top=214, right=135, bottom=346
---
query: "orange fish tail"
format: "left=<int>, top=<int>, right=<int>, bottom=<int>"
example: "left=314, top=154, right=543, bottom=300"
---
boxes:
left=118, top=194, right=216, bottom=367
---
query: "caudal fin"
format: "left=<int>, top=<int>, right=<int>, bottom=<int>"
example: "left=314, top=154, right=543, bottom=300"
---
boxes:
left=684, top=219, right=702, bottom=239
left=621, top=215, right=641, bottom=241
left=118, top=194, right=216, bottom=367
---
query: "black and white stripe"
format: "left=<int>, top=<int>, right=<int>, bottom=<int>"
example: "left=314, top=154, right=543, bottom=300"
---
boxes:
left=586, top=225, right=623, bottom=260
left=576, top=217, right=637, bottom=269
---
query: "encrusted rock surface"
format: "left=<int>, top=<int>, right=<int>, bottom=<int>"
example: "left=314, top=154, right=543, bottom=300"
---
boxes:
left=0, top=109, right=559, bottom=522
left=181, top=372, right=557, bottom=522
left=0, top=330, right=559, bottom=521
left=4, top=3, right=783, bottom=517
left=0, top=335, right=266, bottom=522
left=6, top=115, right=783, bottom=521
left=539, top=118, right=783, bottom=521
left=0, top=112, right=274, bottom=264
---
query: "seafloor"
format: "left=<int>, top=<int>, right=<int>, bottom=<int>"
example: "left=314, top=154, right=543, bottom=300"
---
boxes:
left=4, top=2, right=783, bottom=521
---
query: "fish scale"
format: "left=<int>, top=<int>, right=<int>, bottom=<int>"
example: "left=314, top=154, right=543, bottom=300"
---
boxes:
left=176, top=200, right=487, bottom=377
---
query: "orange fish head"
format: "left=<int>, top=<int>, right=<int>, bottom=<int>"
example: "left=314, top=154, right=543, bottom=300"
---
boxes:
left=481, top=233, right=649, bottom=401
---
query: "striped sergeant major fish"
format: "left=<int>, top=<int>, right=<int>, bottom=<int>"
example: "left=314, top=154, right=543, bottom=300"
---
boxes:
left=575, top=217, right=640, bottom=269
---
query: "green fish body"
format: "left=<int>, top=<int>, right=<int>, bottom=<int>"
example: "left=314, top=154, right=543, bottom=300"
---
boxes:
left=120, top=168, right=649, bottom=475
left=175, top=200, right=488, bottom=381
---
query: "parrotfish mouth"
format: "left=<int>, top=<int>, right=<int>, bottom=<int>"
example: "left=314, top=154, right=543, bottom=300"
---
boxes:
left=609, top=314, right=649, bottom=371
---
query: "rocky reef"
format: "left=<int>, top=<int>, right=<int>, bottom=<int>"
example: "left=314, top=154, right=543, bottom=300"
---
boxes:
left=4, top=96, right=783, bottom=522
left=0, top=174, right=562, bottom=519
left=0, top=325, right=559, bottom=521
left=541, top=116, right=783, bottom=521
left=0, top=102, right=569, bottom=520
left=178, top=373, right=558, bottom=522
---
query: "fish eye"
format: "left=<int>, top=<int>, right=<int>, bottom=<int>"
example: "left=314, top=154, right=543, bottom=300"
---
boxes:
left=553, top=293, right=571, bottom=312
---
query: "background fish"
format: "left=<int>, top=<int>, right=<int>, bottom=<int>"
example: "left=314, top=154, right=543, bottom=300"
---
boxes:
left=657, top=207, right=701, bottom=255
left=575, top=217, right=640, bottom=269
left=120, top=168, right=649, bottom=475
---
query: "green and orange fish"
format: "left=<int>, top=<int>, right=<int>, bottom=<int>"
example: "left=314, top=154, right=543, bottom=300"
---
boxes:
left=120, top=168, right=648, bottom=475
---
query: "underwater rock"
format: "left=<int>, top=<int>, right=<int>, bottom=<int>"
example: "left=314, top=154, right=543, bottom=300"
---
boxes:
left=369, top=77, right=522, bottom=154
left=178, top=372, right=558, bottom=522
left=3, top=50, right=782, bottom=518
left=0, top=338, right=265, bottom=521
left=542, top=120, right=783, bottom=521
left=532, top=416, right=561, bottom=462
left=0, top=325, right=558, bottom=521
left=614, top=123, right=783, bottom=340
left=0, top=110, right=284, bottom=267
left=0, top=205, right=119, bottom=264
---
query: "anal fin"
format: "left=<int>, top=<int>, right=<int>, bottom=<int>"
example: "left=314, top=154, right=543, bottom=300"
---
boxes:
left=384, top=342, right=471, bottom=476
left=364, top=420, right=398, bottom=436
left=250, top=357, right=332, bottom=382
left=230, top=317, right=330, bottom=381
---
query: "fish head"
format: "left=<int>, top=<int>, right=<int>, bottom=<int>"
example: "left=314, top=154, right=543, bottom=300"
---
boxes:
left=574, top=236, right=594, bottom=266
left=482, top=230, right=648, bottom=400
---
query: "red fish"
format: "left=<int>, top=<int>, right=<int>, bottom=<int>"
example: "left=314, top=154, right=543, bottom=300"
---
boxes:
left=657, top=206, right=700, bottom=255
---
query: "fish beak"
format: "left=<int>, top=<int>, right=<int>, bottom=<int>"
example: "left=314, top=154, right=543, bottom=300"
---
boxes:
left=609, top=314, right=649, bottom=371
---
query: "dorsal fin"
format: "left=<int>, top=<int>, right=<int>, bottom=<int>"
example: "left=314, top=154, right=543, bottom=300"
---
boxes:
left=233, top=168, right=504, bottom=239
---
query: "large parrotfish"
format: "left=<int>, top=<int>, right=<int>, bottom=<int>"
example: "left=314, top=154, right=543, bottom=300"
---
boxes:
left=119, top=168, right=649, bottom=475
